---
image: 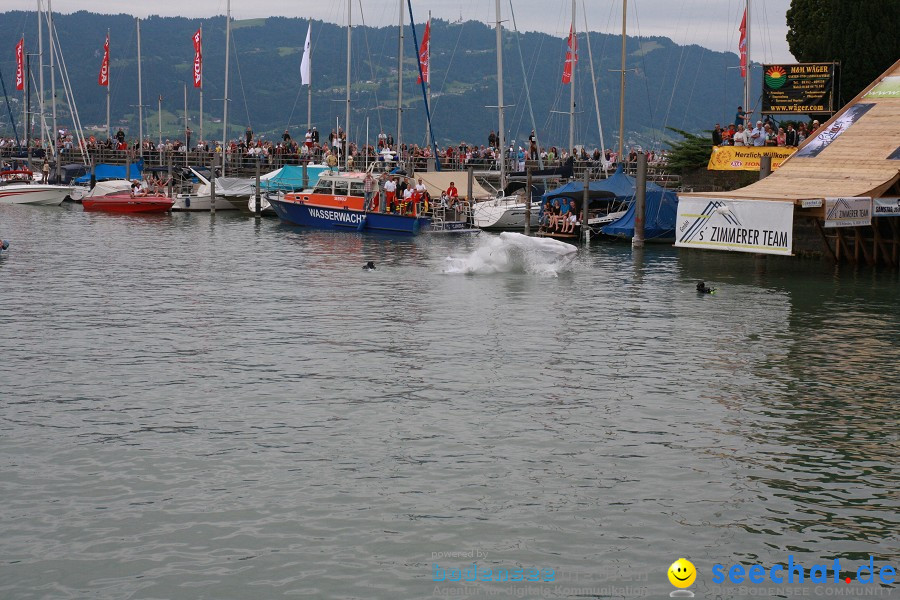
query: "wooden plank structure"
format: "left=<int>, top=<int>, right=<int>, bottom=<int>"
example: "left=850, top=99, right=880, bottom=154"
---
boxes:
left=692, top=59, right=900, bottom=267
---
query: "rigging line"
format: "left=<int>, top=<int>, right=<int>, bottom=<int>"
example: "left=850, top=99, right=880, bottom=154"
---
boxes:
left=631, top=0, right=659, bottom=149
left=657, top=0, right=689, bottom=128
left=652, top=0, right=685, bottom=118
left=0, top=63, right=21, bottom=144
left=509, top=0, right=543, bottom=166
left=678, top=6, right=716, bottom=131
left=430, top=17, right=467, bottom=126
left=356, top=0, right=383, bottom=136
left=229, top=33, right=251, bottom=130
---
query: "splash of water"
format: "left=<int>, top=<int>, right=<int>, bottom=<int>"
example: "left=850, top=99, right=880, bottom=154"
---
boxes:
left=443, top=232, right=577, bottom=276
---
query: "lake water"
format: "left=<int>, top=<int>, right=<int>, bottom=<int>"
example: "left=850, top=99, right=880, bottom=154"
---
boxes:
left=1, top=204, right=898, bottom=599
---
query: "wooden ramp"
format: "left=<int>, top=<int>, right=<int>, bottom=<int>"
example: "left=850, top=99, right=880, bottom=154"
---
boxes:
left=693, top=59, right=900, bottom=205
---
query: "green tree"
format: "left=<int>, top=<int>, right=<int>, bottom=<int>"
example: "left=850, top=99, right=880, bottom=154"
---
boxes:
left=786, top=0, right=900, bottom=105
left=664, top=128, right=712, bottom=173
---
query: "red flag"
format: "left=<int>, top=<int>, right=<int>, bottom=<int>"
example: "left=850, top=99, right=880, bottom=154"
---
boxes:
left=15, top=38, right=24, bottom=91
left=739, top=9, right=747, bottom=78
left=98, top=34, right=110, bottom=86
left=416, top=21, right=430, bottom=84
left=561, top=25, right=577, bottom=84
left=192, top=28, right=202, bottom=88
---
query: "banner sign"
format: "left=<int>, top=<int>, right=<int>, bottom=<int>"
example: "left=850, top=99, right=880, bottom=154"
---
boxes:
left=707, top=146, right=795, bottom=171
left=795, top=102, right=874, bottom=158
left=761, top=62, right=836, bottom=114
left=192, top=28, right=202, bottom=88
left=864, top=76, right=900, bottom=99
left=98, top=34, right=110, bottom=86
left=15, top=38, right=24, bottom=91
left=824, top=197, right=872, bottom=228
left=874, top=197, right=900, bottom=217
left=675, top=197, right=794, bottom=256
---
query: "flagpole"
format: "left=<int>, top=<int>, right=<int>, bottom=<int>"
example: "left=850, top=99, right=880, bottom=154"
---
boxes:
left=495, top=0, right=506, bottom=189
left=426, top=12, right=431, bottom=148
left=306, top=18, right=312, bottom=131
left=223, top=0, right=231, bottom=169
left=744, top=0, right=750, bottom=115
left=569, top=0, right=576, bottom=154
left=157, top=94, right=162, bottom=146
left=105, top=29, right=110, bottom=140
left=37, top=0, right=48, bottom=155
left=23, top=35, right=29, bottom=164
left=397, top=0, right=403, bottom=156
left=199, top=24, right=203, bottom=147
left=184, top=83, right=188, bottom=148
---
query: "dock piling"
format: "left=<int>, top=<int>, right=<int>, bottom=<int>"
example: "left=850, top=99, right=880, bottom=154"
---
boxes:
left=254, top=158, right=261, bottom=217
left=760, top=154, right=772, bottom=180
left=633, top=152, right=646, bottom=248
left=210, top=154, right=217, bottom=215
left=582, top=168, right=590, bottom=243
left=525, top=167, right=532, bottom=236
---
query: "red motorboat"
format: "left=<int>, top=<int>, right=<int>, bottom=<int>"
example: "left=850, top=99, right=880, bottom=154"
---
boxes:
left=82, top=193, right=174, bottom=213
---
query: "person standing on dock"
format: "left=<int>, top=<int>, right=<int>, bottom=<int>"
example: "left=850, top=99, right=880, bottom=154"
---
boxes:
left=364, top=171, right=376, bottom=211
left=245, top=126, right=253, bottom=146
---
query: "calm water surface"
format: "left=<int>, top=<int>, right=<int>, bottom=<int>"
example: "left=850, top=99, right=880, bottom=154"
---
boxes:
left=1, top=204, right=898, bottom=599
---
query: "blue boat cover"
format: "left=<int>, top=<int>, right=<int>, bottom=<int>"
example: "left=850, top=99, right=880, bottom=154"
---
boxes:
left=73, top=159, right=144, bottom=184
left=260, top=164, right=330, bottom=191
left=541, top=164, right=679, bottom=240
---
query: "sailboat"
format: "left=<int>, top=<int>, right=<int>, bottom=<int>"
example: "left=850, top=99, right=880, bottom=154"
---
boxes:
left=0, top=4, right=73, bottom=206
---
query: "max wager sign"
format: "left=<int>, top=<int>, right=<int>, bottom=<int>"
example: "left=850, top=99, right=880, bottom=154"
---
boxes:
left=762, top=62, right=837, bottom=114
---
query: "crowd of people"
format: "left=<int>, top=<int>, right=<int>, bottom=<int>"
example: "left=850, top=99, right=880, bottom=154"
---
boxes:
left=712, top=106, right=823, bottom=148
left=538, top=197, right=579, bottom=235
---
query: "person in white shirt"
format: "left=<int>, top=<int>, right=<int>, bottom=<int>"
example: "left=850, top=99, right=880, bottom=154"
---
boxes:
left=751, top=121, right=766, bottom=147
left=733, top=125, right=746, bottom=146
left=383, top=177, right=397, bottom=213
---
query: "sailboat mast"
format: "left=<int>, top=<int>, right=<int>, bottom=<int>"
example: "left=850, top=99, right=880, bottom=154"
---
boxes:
left=345, top=0, right=351, bottom=170
left=306, top=18, right=311, bottom=131
left=744, top=0, right=750, bottom=114
left=582, top=1, right=607, bottom=173
left=618, top=0, right=627, bottom=161
left=397, top=0, right=403, bottom=156
left=223, top=0, right=231, bottom=163
left=184, top=83, right=188, bottom=147
left=104, top=28, right=109, bottom=140
left=495, top=0, right=506, bottom=189
left=137, top=17, right=143, bottom=157
left=426, top=11, right=431, bottom=146
left=199, top=24, right=203, bottom=147
left=568, top=0, right=575, bottom=154
left=49, top=0, right=58, bottom=150
left=37, top=0, right=48, bottom=155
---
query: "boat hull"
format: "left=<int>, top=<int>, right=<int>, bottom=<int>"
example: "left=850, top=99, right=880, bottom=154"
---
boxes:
left=269, top=198, right=430, bottom=234
left=0, top=184, right=73, bottom=206
left=172, top=194, right=237, bottom=211
left=82, top=195, right=174, bottom=213
left=473, top=198, right=541, bottom=230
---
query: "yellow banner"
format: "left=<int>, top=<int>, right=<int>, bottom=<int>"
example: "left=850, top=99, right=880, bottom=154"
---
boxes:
left=707, top=146, right=796, bottom=171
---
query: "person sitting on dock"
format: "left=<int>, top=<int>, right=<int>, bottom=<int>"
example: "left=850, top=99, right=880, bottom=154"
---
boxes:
left=555, top=198, right=571, bottom=232
left=547, top=199, right=562, bottom=231
left=561, top=202, right=578, bottom=234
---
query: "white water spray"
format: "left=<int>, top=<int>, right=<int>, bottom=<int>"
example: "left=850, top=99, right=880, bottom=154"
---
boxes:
left=443, top=232, right=577, bottom=276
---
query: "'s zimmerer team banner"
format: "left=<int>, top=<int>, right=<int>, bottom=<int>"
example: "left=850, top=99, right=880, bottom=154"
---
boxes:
left=762, top=62, right=837, bottom=114
left=675, top=197, right=794, bottom=256
left=707, top=146, right=796, bottom=171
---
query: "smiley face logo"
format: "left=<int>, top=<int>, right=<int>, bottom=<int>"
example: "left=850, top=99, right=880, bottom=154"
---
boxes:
left=668, top=558, right=697, bottom=588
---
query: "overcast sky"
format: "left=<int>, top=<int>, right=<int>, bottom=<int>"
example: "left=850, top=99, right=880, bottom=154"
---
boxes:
left=10, top=0, right=795, bottom=63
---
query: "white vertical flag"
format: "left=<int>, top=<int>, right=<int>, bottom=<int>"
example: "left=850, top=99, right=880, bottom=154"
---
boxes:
left=300, top=23, right=311, bottom=85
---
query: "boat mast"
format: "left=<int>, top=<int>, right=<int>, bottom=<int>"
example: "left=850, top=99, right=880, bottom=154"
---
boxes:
left=397, top=0, right=403, bottom=157
left=137, top=17, right=143, bottom=158
left=744, top=0, right=750, bottom=115
left=495, top=0, right=506, bottom=189
left=37, top=0, right=48, bottom=156
left=199, top=24, right=203, bottom=147
left=104, top=28, right=109, bottom=141
left=223, top=0, right=231, bottom=168
left=49, top=0, right=58, bottom=150
left=184, top=83, right=188, bottom=147
left=618, top=0, right=626, bottom=161
left=345, top=0, right=352, bottom=170
left=426, top=11, right=431, bottom=146
left=23, top=34, right=29, bottom=168
left=508, top=0, right=543, bottom=169
left=568, top=0, right=575, bottom=154
left=306, top=18, right=311, bottom=131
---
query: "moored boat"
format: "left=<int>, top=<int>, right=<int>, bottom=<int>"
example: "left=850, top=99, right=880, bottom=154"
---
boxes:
left=268, top=172, right=430, bottom=234
left=0, top=170, right=74, bottom=206
left=82, top=193, right=174, bottom=213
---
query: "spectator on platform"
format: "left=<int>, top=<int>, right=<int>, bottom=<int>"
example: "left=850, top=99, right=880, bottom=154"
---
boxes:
left=712, top=124, right=723, bottom=146
left=734, top=105, right=752, bottom=128
left=722, top=125, right=735, bottom=146
left=750, top=121, right=766, bottom=147
left=776, top=127, right=786, bottom=147
left=785, top=124, right=798, bottom=147
left=733, top=125, right=746, bottom=146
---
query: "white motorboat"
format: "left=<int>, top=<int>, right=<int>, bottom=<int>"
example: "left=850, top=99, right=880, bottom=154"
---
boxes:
left=0, top=171, right=73, bottom=206
left=473, top=194, right=541, bottom=230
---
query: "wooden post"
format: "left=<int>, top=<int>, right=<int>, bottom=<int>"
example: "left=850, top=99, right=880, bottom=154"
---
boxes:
left=524, top=167, right=532, bottom=235
left=254, top=157, right=261, bottom=217
left=90, top=162, right=96, bottom=190
left=633, top=152, right=646, bottom=247
left=582, top=167, right=590, bottom=243
left=302, top=161, right=309, bottom=189
left=467, top=166, right=475, bottom=224
left=210, top=153, right=217, bottom=215
left=759, top=154, right=772, bottom=180
left=167, top=153, right=173, bottom=198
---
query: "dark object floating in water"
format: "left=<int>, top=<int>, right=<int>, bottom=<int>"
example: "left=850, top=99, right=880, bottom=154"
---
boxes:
left=363, top=261, right=376, bottom=271
left=0, top=240, right=8, bottom=251
left=696, top=281, right=715, bottom=294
